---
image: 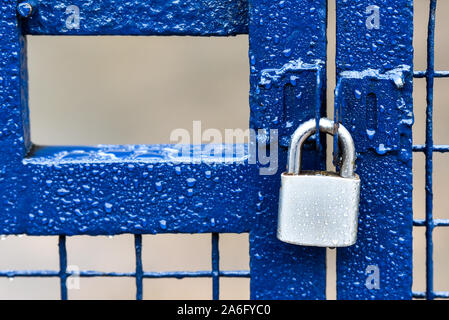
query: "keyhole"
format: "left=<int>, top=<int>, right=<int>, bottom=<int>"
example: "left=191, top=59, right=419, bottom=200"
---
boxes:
left=366, top=93, right=378, bottom=139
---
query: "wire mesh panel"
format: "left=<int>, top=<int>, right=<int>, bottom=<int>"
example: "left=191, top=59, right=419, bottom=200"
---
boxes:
left=412, top=0, right=449, bottom=300
left=0, top=234, right=250, bottom=300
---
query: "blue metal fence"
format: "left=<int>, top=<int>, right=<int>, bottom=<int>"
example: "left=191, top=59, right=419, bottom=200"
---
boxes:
left=0, top=234, right=251, bottom=300
left=412, top=0, right=449, bottom=300
left=0, top=0, right=447, bottom=300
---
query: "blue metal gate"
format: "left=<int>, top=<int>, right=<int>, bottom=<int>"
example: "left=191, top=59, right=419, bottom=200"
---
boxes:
left=0, top=0, right=446, bottom=299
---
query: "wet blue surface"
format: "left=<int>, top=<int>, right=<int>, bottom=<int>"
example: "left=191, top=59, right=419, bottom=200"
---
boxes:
left=21, top=145, right=251, bottom=235
left=23, top=0, right=248, bottom=36
left=0, top=0, right=419, bottom=299
left=248, top=0, right=327, bottom=300
left=335, top=0, right=413, bottom=300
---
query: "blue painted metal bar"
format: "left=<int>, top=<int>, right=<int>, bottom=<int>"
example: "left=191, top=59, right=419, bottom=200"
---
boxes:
left=413, top=145, right=449, bottom=153
left=414, top=71, right=449, bottom=78
left=0, top=270, right=60, bottom=277
left=0, top=1, right=32, bottom=235
left=425, top=0, right=437, bottom=301
left=413, top=291, right=449, bottom=299
left=414, top=219, right=449, bottom=227
left=0, top=270, right=250, bottom=278
left=135, top=234, right=143, bottom=300
left=2, top=145, right=252, bottom=235
left=211, top=233, right=220, bottom=300
left=248, top=0, right=327, bottom=300
left=336, top=0, right=414, bottom=299
left=22, top=0, right=248, bottom=36
left=58, top=235, right=68, bottom=300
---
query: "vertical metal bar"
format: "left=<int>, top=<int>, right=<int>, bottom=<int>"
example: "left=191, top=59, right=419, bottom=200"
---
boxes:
left=211, top=233, right=220, bottom=300
left=135, top=234, right=143, bottom=300
left=58, top=235, right=68, bottom=300
left=248, top=0, right=327, bottom=299
left=425, top=0, right=437, bottom=301
left=336, top=0, right=414, bottom=299
left=0, top=1, right=32, bottom=235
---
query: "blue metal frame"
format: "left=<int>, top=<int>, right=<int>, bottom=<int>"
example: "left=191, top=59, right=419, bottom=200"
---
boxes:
left=0, top=0, right=446, bottom=300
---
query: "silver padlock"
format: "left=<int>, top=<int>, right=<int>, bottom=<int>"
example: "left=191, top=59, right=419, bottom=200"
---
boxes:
left=277, top=118, right=360, bottom=247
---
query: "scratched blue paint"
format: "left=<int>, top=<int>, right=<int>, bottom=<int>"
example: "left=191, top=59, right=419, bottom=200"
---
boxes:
left=335, top=0, right=414, bottom=300
left=22, top=0, right=248, bottom=36
left=248, top=0, right=327, bottom=300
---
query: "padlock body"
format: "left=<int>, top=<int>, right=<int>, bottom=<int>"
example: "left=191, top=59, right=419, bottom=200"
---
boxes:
left=277, top=171, right=360, bottom=247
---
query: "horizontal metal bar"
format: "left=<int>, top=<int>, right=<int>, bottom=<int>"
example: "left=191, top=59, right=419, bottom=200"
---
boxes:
left=23, top=0, right=248, bottom=36
left=414, top=71, right=449, bottom=78
left=217, top=270, right=250, bottom=278
left=0, top=270, right=59, bottom=278
left=13, top=144, right=252, bottom=235
left=0, top=270, right=250, bottom=278
left=413, top=219, right=449, bottom=227
left=141, top=270, right=251, bottom=279
left=412, top=145, right=449, bottom=153
left=413, top=291, right=449, bottom=299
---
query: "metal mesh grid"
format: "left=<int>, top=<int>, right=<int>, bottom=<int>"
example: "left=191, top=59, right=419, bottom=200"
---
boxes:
left=412, top=0, right=449, bottom=300
left=0, top=234, right=250, bottom=300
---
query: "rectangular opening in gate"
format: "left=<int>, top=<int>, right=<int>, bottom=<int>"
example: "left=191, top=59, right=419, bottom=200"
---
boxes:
left=27, top=36, right=249, bottom=145
left=433, top=153, right=449, bottom=220
left=144, top=278, right=212, bottom=300
left=412, top=152, right=425, bottom=221
left=0, top=278, right=59, bottom=300
left=434, top=0, right=449, bottom=70
left=218, top=233, right=249, bottom=270
left=68, top=277, right=135, bottom=300
left=413, top=0, right=427, bottom=71
left=142, top=233, right=250, bottom=299
left=142, top=234, right=211, bottom=272
left=67, top=235, right=135, bottom=273
left=433, top=78, right=449, bottom=146
left=434, top=228, right=449, bottom=294
left=412, top=227, right=425, bottom=296
left=220, top=278, right=250, bottom=300
left=412, top=79, right=426, bottom=146
left=0, top=235, right=58, bottom=270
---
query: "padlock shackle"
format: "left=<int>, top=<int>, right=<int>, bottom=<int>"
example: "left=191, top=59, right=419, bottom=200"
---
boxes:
left=287, top=118, right=356, bottom=178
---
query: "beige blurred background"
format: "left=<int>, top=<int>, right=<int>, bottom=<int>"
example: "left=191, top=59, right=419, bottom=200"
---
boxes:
left=0, top=0, right=448, bottom=299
